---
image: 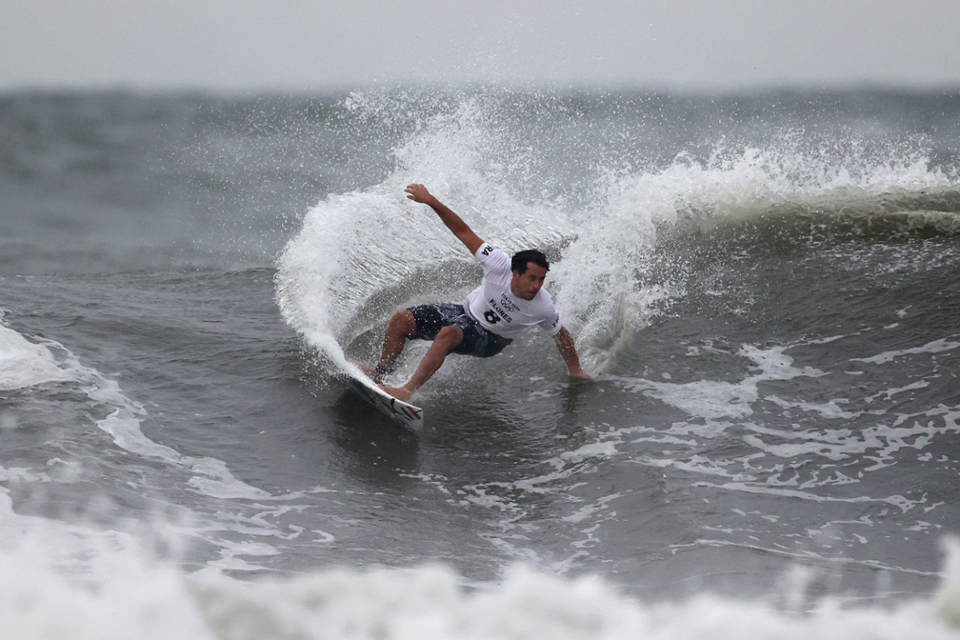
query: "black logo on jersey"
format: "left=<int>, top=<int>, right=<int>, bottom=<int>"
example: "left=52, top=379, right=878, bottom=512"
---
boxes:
left=488, top=298, right=512, bottom=324
left=481, top=245, right=493, bottom=256
left=483, top=310, right=501, bottom=324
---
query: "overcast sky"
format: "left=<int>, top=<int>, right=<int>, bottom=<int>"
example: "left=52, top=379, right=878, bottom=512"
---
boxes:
left=3, top=0, right=959, bottom=92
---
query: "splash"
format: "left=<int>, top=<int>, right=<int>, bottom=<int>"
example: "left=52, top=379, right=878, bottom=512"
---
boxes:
left=275, top=94, right=576, bottom=373
left=276, top=91, right=960, bottom=376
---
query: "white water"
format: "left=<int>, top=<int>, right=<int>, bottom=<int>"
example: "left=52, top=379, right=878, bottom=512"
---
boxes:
left=2, top=499, right=960, bottom=640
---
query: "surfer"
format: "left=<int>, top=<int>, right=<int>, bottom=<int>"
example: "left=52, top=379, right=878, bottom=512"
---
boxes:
left=363, top=183, right=591, bottom=403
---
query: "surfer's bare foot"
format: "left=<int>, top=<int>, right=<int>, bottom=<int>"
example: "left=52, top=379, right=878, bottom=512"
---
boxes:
left=380, top=385, right=413, bottom=403
left=349, top=360, right=386, bottom=382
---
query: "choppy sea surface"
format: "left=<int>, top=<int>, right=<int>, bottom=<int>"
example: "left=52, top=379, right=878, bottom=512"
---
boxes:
left=2, top=86, right=960, bottom=638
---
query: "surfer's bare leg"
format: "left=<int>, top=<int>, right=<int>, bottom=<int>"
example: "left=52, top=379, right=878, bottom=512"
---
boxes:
left=374, top=310, right=417, bottom=382
left=382, top=325, right=462, bottom=402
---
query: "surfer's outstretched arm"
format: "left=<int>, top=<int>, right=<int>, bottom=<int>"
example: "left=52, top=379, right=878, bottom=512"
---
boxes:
left=554, top=327, right=592, bottom=381
left=405, top=184, right=485, bottom=255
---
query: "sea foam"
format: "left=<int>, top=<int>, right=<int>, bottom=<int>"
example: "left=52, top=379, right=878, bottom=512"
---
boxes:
left=1, top=519, right=960, bottom=640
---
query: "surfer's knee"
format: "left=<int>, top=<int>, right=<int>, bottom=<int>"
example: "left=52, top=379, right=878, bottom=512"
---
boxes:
left=389, top=309, right=417, bottom=335
left=435, top=325, right=463, bottom=351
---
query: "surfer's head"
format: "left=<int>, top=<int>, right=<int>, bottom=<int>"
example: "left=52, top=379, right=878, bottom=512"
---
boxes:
left=510, top=250, right=549, bottom=300
left=511, top=249, right=549, bottom=275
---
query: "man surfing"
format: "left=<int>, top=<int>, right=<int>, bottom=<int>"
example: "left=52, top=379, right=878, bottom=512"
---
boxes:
left=359, top=183, right=591, bottom=402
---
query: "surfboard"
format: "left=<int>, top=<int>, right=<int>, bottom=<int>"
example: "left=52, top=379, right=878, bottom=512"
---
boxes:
left=342, top=363, right=424, bottom=432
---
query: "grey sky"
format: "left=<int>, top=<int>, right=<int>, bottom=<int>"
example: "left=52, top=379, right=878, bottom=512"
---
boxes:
left=3, top=0, right=959, bottom=91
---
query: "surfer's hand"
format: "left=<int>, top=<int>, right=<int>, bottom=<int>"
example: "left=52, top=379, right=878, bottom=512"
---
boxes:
left=405, top=183, right=433, bottom=204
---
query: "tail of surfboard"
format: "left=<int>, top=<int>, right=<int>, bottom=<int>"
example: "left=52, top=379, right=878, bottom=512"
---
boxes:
left=343, top=363, right=424, bottom=432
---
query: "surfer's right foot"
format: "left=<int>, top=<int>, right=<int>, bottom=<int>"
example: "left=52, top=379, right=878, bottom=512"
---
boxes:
left=381, top=385, right=413, bottom=403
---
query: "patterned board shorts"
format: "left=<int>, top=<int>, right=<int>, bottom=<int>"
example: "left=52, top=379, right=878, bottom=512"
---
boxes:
left=406, top=303, right=512, bottom=358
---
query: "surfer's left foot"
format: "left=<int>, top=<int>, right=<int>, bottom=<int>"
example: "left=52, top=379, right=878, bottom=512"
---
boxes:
left=381, top=385, right=413, bottom=403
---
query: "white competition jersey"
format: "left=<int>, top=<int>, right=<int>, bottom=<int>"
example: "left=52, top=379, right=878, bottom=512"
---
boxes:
left=464, top=243, right=562, bottom=339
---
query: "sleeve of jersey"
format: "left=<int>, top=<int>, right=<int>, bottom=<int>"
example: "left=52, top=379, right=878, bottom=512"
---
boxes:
left=473, top=243, right=510, bottom=276
left=540, top=292, right=563, bottom=336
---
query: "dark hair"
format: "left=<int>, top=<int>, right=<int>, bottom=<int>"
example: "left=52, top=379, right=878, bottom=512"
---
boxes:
left=511, top=249, right=550, bottom=274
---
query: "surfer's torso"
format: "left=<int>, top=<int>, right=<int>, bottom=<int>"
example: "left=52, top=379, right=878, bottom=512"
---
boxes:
left=464, top=243, right=561, bottom=339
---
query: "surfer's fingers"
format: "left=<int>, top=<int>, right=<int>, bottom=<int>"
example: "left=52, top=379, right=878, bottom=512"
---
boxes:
left=405, top=183, right=429, bottom=202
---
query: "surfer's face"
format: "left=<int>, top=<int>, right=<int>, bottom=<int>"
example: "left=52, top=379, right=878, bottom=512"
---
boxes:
left=511, top=262, right=547, bottom=300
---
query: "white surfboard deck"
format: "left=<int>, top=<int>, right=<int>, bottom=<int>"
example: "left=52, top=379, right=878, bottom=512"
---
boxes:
left=342, top=362, right=423, bottom=432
